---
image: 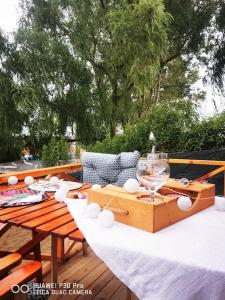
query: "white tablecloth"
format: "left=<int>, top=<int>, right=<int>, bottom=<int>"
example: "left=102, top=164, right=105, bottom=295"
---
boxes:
left=66, top=199, right=225, bottom=300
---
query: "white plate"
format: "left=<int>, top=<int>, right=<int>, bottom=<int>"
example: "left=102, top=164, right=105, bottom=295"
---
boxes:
left=29, top=181, right=82, bottom=192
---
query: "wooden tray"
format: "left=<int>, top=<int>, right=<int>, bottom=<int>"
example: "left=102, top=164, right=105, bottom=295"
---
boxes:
left=87, top=179, right=215, bottom=233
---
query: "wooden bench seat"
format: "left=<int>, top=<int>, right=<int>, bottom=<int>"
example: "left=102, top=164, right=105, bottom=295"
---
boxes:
left=0, top=261, right=42, bottom=299
left=0, top=253, right=42, bottom=299
left=69, top=229, right=87, bottom=257
left=69, top=229, right=85, bottom=242
left=0, top=253, right=22, bottom=277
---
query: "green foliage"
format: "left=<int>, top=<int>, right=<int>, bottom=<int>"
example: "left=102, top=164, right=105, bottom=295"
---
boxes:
left=0, top=137, right=23, bottom=163
left=1, top=0, right=225, bottom=160
left=163, top=0, right=225, bottom=91
left=6, top=0, right=170, bottom=143
left=108, top=0, right=170, bottom=90
left=41, top=137, right=69, bottom=167
left=148, top=100, right=197, bottom=151
left=65, top=0, right=170, bottom=136
left=180, top=113, right=225, bottom=151
left=12, top=25, right=96, bottom=145
left=89, top=101, right=225, bottom=154
left=159, top=58, right=205, bottom=103
left=90, top=134, right=127, bottom=154
left=0, top=31, right=26, bottom=162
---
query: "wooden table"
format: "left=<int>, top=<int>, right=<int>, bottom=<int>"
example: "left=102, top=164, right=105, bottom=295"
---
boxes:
left=0, top=180, right=90, bottom=283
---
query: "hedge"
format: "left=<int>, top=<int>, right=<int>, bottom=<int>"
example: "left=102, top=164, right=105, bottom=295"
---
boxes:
left=0, top=136, right=23, bottom=163
left=88, top=101, right=225, bottom=154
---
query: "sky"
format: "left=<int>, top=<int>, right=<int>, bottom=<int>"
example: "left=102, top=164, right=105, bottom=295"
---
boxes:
left=0, top=0, right=20, bottom=34
left=0, top=0, right=224, bottom=118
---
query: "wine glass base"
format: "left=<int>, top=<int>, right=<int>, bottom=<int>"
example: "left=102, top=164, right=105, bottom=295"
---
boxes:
left=137, top=195, right=161, bottom=203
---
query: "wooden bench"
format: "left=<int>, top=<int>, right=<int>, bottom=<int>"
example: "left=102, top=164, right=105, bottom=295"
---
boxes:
left=0, top=165, right=90, bottom=285
left=50, top=221, right=87, bottom=283
left=0, top=253, right=42, bottom=299
left=68, top=229, right=87, bottom=254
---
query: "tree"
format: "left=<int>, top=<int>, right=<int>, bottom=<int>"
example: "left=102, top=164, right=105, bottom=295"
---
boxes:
left=130, top=56, right=206, bottom=120
left=211, top=1, right=225, bottom=91
left=0, top=31, right=25, bottom=162
left=129, top=0, right=225, bottom=123
left=68, top=0, right=170, bottom=136
left=41, top=137, right=69, bottom=166
left=156, top=0, right=225, bottom=100
left=10, top=24, right=97, bottom=147
left=16, top=0, right=170, bottom=138
left=2, top=0, right=224, bottom=158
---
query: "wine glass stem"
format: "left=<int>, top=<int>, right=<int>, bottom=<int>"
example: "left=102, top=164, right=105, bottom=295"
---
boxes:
left=148, top=189, right=155, bottom=202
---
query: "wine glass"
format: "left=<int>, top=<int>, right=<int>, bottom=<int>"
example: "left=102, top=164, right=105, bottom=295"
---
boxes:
left=136, top=153, right=170, bottom=201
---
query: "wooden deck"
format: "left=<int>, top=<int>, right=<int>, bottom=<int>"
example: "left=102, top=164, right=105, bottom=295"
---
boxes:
left=44, top=249, right=139, bottom=300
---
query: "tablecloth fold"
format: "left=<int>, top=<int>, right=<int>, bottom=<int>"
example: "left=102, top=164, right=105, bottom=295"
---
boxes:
left=66, top=199, right=225, bottom=300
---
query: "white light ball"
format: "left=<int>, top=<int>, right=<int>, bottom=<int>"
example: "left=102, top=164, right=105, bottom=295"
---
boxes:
left=98, top=209, right=115, bottom=228
left=87, top=203, right=101, bottom=218
left=215, top=197, right=225, bottom=211
left=177, top=196, right=192, bottom=211
left=106, top=184, right=114, bottom=187
left=91, top=184, right=101, bottom=190
left=55, top=189, right=67, bottom=202
left=49, top=176, right=59, bottom=185
left=8, top=176, right=18, bottom=185
left=24, top=176, right=34, bottom=185
left=123, top=178, right=140, bottom=193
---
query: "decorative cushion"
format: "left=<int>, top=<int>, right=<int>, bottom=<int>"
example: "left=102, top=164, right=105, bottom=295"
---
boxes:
left=82, top=152, right=120, bottom=183
left=115, top=168, right=138, bottom=186
left=119, top=151, right=140, bottom=168
left=82, top=151, right=140, bottom=186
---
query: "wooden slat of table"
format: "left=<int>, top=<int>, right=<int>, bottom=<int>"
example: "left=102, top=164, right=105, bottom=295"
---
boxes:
left=0, top=182, right=26, bottom=191
left=0, top=206, right=30, bottom=217
left=0, top=199, right=57, bottom=222
left=0, top=182, right=53, bottom=216
left=36, top=213, right=74, bottom=233
left=21, top=206, right=69, bottom=229
left=9, top=203, right=66, bottom=225
left=51, top=220, right=77, bottom=238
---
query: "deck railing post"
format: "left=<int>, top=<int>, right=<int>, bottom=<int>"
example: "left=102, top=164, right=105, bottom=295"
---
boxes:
left=224, top=170, right=225, bottom=197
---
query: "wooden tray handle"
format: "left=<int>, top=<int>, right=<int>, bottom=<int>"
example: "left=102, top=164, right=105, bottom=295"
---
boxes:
left=103, top=206, right=129, bottom=216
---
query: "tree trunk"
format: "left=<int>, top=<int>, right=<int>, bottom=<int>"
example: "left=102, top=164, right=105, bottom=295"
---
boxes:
left=154, top=72, right=162, bottom=104
left=110, top=83, right=118, bottom=138
left=145, top=88, right=154, bottom=112
left=110, top=117, right=116, bottom=138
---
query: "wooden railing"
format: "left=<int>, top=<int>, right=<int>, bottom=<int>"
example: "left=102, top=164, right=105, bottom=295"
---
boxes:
left=0, top=163, right=82, bottom=185
left=169, top=159, right=225, bottom=195
left=1, top=159, right=225, bottom=194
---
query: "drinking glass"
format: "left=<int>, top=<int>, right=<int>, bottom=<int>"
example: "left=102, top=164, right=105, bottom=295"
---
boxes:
left=136, top=153, right=170, bottom=201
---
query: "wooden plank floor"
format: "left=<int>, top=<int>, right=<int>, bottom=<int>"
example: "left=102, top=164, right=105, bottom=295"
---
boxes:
left=44, top=249, right=139, bottom=300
